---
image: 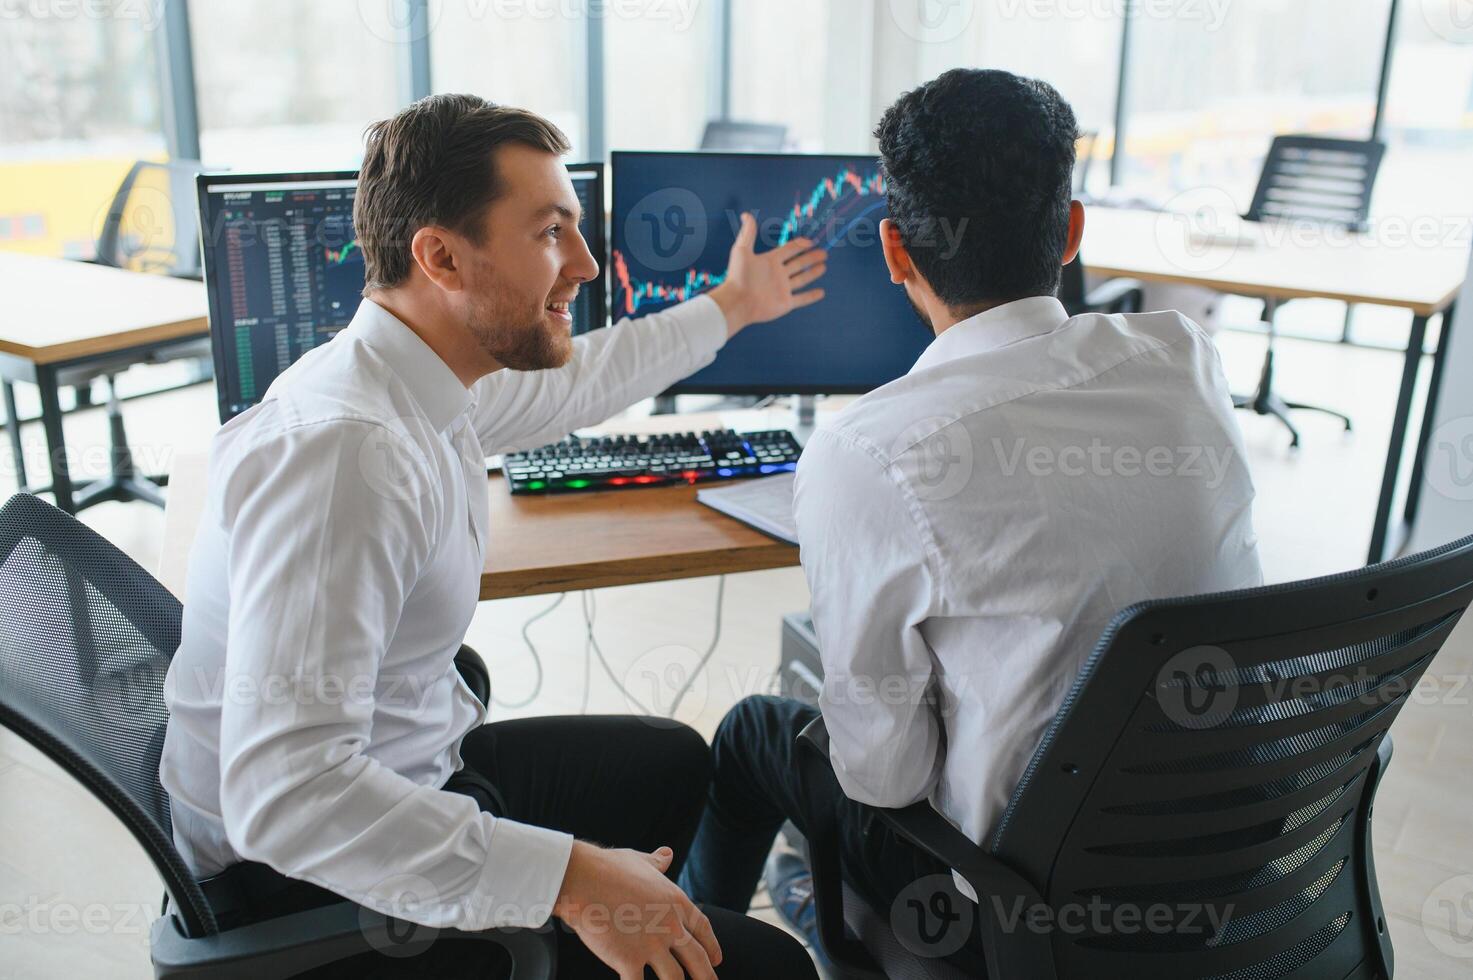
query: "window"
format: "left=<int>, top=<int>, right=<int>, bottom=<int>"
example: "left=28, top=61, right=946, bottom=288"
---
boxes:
left=189, top=0, right=401, bottom=171
left=0, top=7, right=164, bottom=258
left=1376, top=0, right=1473, bottom=221
left=728, top=0, right=832, bottom=151
left=1117, top=0, right=1390, bottom=209
left=911, top=3, right=1122, bottom=130
left=604, top=1, right=717, bottom=151
left=430, top=2, right=587, bottom=158
left=891, top=2, right=1123, bottom=195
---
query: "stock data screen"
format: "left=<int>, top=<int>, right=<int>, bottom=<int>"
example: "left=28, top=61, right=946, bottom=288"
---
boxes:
left=199, top=176, right=361, bottom=420
left=567, top=165, right=607, bottom=337
left=610, top=152, right=933, bottom=394
left=201, top=167, right=606, bottom=422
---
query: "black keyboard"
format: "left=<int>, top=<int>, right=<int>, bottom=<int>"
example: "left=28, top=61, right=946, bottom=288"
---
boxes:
left=501, top=429, right=803, bottom=494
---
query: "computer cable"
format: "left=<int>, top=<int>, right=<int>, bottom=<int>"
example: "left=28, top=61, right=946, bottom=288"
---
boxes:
left=668, top=575, right=726, bottom=717
left=581, top=589, right=654, bottom=715
left=575, top=576, right=727, bottom=719
left=491, top=592, right=565, bottom=710
left=579, top=591, right=595, bottom=714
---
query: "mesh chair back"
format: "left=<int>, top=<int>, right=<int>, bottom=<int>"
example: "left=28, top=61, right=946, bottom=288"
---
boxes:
left=1245, top=136, right=1384, bottom=232
left=989, top=534, right=1473, bottom=979
left=0, top=493, right=215, bottom=936
left=95, top=159, right=204, bottom=279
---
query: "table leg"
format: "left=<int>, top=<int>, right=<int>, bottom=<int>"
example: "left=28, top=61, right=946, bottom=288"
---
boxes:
left=1367, top=313, right=1430, bottom=565
left=1403, top=301, right=1455, bottom=530
left=36, top=365, right=75, bottom=514
left=3, top=381, right=25, bottom=489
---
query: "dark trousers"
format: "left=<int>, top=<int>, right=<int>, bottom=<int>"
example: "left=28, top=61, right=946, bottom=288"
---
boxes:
left=680, top=696, right=987, bottom=971
left=215, top=715, right=816, bottom=978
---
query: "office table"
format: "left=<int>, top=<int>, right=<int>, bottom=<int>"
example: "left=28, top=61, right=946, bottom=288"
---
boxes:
left=0, top=252, right=209, bottom=513
left=158, top=446, right=801, bottom=602
left=1082, top=207, right=1468, bottom=564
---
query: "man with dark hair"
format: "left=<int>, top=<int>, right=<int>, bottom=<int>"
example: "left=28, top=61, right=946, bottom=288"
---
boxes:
left=680, top=69, right=1262, bottom=967
left=161, top=94, right=824, bottom=977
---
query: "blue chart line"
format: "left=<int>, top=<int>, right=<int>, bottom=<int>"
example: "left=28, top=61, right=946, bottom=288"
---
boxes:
left=617, top=165, right=886, bottom=316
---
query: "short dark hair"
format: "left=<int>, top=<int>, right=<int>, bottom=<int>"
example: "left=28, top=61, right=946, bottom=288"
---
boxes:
left=355, top=93, right=570, bottom=292
left=876, top=69, right=1078, bottom=308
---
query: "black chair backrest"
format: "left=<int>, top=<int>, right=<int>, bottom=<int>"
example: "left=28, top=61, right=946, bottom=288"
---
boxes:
left=1059, top=254, right=1088, bottom=316
left=1245, top=135, right=1384, bottom=232
left=95, top=159, right=204, bottom=279
left=989, top=533, right=1473, bottom=979
left=0, top=493, right=216, bottom=936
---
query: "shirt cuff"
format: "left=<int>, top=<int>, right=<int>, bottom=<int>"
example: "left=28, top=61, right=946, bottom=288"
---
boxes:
left=470, top=817, right=575, bottom=929
left=670, top=294, right=730, bottom=362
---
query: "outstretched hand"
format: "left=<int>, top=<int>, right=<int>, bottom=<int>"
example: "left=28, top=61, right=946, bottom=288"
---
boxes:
left=709, top=212, right=828, bottom=336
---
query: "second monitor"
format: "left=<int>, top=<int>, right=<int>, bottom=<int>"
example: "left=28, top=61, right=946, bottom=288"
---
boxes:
left=610, top=151, right=934, bottom=395
left=198, top=163, right=607, bottom=423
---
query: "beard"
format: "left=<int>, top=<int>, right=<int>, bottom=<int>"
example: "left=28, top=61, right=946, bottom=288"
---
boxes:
left=905, top=286, right=933, bottom=331
left=465, top=286, right=574, bottom=371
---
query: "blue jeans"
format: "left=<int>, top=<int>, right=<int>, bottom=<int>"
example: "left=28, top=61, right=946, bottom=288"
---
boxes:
left=679, top=695, right=988, bottom=971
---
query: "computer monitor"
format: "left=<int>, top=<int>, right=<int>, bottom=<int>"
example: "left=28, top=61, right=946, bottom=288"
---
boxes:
left=609, top=151, right=933, bottom=395
left=565, top=162, right=607, bottom=337
left=198, top=164, right=608, bottom=422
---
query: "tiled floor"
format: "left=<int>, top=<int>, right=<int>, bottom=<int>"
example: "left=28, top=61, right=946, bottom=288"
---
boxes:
left=2, top=326, right=1471, bottom=977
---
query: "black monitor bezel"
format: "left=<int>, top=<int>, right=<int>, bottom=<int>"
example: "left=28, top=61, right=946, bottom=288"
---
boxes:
left=565, top=161, right=608, bottom=339
left=197, top=164, right=610, bottom=423
left=610, top=149, right=907, bottom=397
left=196, top=169, right=360, bottom=423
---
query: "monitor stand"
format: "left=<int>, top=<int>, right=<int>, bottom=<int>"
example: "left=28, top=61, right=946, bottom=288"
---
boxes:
left=651, top=393, right=816, bottom=443
left=651, top=394, right=767, bottom=415
left=791, top=395, right=817, bottom=444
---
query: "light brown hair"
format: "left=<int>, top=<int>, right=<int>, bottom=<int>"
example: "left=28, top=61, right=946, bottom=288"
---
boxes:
left=355, top=94, right=570, bottom=292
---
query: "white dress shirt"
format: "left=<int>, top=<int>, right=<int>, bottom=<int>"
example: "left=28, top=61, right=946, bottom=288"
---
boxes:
left=792, top=296, right=1263, bottom=859
left=160, top=295, right=728, bottom=930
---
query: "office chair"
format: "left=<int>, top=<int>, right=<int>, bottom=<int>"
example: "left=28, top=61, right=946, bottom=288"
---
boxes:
left=0, top=493, right=555, bottom=978
left=1058, top=252, right=1144, bottom=317
left=1236, top=135, right=1385, bottom=449
left=700, top=120, right=788, bottom=151
left=796, top=529, right=1473, bottom=978
left=2, top=160, right=215, bottom=510
left=1073, top=130, right=1098, bottom=199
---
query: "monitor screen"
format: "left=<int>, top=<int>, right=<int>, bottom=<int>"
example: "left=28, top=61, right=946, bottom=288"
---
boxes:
left=565, top=163, right=607, bottom=337
left=198, top=164, right=608, bottom=422
left=610, top=151, right=934, bottom=395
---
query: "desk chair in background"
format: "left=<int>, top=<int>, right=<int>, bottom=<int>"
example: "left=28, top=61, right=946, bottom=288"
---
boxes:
left=1235, top=135, right=1385, bottom=448
left=2, top=160, right=212, bottom=510
left=797, top=531, right=1473, bottom=978
left=1073, top=130, right=1098, bottom=200
left=1059, top=252, right=1144, bottom=317
left=700, top=120, right=788, bottom=151
left=0, top=493, right=551, bottom=978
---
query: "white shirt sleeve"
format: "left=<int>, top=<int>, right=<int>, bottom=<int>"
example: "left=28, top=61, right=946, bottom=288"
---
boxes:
left=792, top=426, right=946, bottom=808
left=469, top=296, right=728, bottom=456
left=215, top=419, right=572, bottom=930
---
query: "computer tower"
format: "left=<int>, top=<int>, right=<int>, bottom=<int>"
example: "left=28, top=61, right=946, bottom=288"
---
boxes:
left=779, top=610, right=823, bottom=706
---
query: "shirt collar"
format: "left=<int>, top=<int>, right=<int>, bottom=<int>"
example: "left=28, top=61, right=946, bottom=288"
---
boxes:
left=347, top=298, right=473, bottom=434
left=908, top=295, right=1070, bottom=375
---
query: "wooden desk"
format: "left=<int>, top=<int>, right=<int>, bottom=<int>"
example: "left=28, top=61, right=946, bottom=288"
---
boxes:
left=1082, top=207, right=1466, bottom=316
left=0, top=252, right=208, bottom=513
left=1082, top=207, right=1468, bottom=563
left=159, top=449, right=800, bottom=602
